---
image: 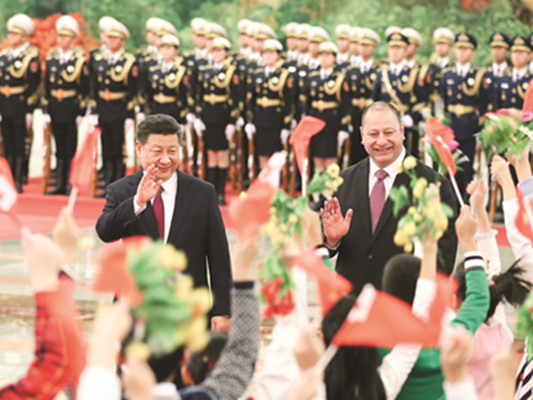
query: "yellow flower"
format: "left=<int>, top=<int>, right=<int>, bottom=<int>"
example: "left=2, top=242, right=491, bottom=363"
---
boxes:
left=280, top=223, right=289, bottom=233
left=327, top=163, right=340, bottom=177
left=436, top=215, right=448, bottom=232
left=185, top=316, right=209, bottom=350
left=77, top=235, right=95, bottom=251
left=394, top=230, right=408, bottom=246
left=325, top=180, right=332, bottom=188
left=269, top=206, right=277, bottom=215
left=335, top=177, right=344, bottom=187
left=188, top=330, right=210, bottom=352
left=413, top=177, right=428, bottom=199
left=175, top=275, right=194, bottom=297
left=239, top=191, right=247, bottom=199
left=396, top=163, right=403, bottom=174
left=413, top=213, right=422, bottom=222
left=125, top=343, right=151, bottom=360
left=189, top=288, right=212, bottom=316
left=408, top=206, right=417, bottom=215
left=159, top=246, right=188, bottom=271
left=404, top=242, right=413, bottom=253
left=435, top=229, right=444, bottom=240
left=403, top=221, right=417, bottom=237
left=403, top=155, right=417, bottom=170
left=288, top=214, right=299, bottom=225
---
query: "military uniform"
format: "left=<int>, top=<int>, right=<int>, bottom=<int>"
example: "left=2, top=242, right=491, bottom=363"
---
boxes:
left=484, top=33, right=512, bottom=113
left=246, top=61, right=295, bottom=156
left=0, top=15, right=40, bottom=192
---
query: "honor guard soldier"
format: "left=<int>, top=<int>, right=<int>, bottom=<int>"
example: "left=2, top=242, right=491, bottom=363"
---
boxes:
left=43, top=15, right=89, bottom=195
left=284, top=23, right=301, bottom=64
left=349, top=27, right=362, bottom=67
left=245, top=39, right=295, bottom=169
left=335, top=24, right=351, bottom=72
left=308, top=27, right=330, bottom=71
left=145, top=34, right=189, bottom=125
left=92, top=20, right=138, bottom=194
left=493, top=35, right=532, bottom=111
left=441, top=32, right=487, bottom=196
left=300, top=42, right=350, bottom=173
left=0, top=14, right=40, bottom=193
left=345, top=28, right=380, bottom=165
left=402, top=28, right=423, bottom=69
left=296, top=24, right=312, bottom=67
left=371, top=30, right=424, bottom=157
left=485, top=32, right=511, bottom=112
left=425, top=27, right=455, bottom=114
left=529, top=33, right=533, bottom=75
left=193, top=37, right=241, bottom=204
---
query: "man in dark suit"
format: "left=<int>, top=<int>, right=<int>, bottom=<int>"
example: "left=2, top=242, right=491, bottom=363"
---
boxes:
left=96, top=114, right=231, bottom=331
left=321, top=101, right=458, bottom=295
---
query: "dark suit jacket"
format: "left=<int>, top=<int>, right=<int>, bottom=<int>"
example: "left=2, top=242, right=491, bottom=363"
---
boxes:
left=95, top=169, right=232, bottom=316
left=330, top=157, right=458, bottom=295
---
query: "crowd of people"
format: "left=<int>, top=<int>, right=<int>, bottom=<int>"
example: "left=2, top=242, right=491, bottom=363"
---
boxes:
left=1, top=12, right=531, bottom=201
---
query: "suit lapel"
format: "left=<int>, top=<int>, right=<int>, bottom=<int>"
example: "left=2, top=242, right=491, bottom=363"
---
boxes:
left=129, top=169, right=160, bottom=239
left=167, top=170, right=195, bottom=243
left=353, top=159, right=371, bottom=237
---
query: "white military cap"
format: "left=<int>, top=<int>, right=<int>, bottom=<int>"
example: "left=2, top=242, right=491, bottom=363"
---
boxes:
left=55, top=15, right=79, bottom=37
left=262, top=39, right=283, bottom=52
left=318, top=41, right=338, bottom=54
left=238, top=19, right=252, bottom=34
left=191, top=17, right=209, bottom=36
left=296, top=23, right=312, bottom=39
left=255, top=23, right=276, bottom=40
left=359, top=28, right=380, bottom=46
left=146, top=17, right=165, bottom=33
left=207, top=22, right=228, bottom=39
left=309, top=26, right=330, bottom=43
left=212, top=37, right=231, bottom=50
left=107, top=19, right=130, bottom=40
left=433, top=27, right=455, bottom=44
left=160, top=34, right=180, bottom=48
left=284, top=22, right=299, bottom=38
left=335, top=24, right=351, bottom=40
left=98, top=16, right=117, bottom=33
left=158, top=20, right=177, bottom=37
left=350, top=27, right=361, bottom=43
left=402, top=27, right=422, bottom=46
left=385, top=25, right=402, bottom=38
left=7, top=13, right=34, bottom=36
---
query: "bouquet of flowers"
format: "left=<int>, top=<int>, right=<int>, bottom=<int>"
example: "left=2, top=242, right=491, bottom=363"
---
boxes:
left=479, top=109, right=533, bottom=159
left=258, top=163, right=344, bottom=318
left=390, top=156, right=453, bottom=253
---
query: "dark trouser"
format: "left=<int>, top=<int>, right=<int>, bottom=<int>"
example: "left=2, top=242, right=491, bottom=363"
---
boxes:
left=100, top=119, right=125, bottom=162
left=1, top=116, right=26, bottom=160
left=404, top=127, right=419, bottom=158
left=51, top=120, right=78, bottom=162
left=456, top=137, right=476, bottom=200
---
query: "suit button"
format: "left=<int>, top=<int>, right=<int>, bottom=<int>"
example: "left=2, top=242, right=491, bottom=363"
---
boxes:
left=367, top=254, right=373, bottom=260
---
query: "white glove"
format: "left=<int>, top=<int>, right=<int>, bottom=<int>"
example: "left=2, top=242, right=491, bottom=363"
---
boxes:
left=225, top=124, right=236, bottom=141
left=88, top=114, right=99, bottom=127
left=186, top=113, right=196, bottom=127
left=0, top=114, right=2, bottom=122
left=337, top=130, right=350, bottom=148
left=244, top=123, right=256, bottom=140
left=25, top=113, right=33, bottom=130
left=280, top=129, right=290, bottom=145
left=124, top=118, right=134, bottom=133
left=194, top=118, right=206, bottom=137
left=290, top=118, right=298, bottom=130
left=348, top=123, right=354, bottom=133
left=236, top=116, right=245, bottom=129
left=42, top=113, right=51, bottom=124
left=75, top=115, right=83, bottom=127
left=134, top=105, right=141, bottom=114
left=136, top=112, right=146, bottom=124
left=401, top=114, right=414, bottom=128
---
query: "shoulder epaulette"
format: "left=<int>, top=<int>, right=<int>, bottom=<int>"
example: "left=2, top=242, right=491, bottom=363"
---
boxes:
left=46, top=47, right=60, bottom=60
left=309, top=70, right=320, bottom=77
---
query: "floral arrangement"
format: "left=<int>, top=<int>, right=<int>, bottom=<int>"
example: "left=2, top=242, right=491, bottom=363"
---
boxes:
left=390, top=156, right=453, bottom=253
left=258, top=163, right=344, bottom=318
left=479, top=109, right=533, bottom=159
left=517, top=291, right=533, bottom=361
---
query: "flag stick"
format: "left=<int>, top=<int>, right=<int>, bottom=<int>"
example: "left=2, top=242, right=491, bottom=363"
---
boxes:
left=67, top=186, right=78, bottom=212
left=302, top=157, right=308, bottom=197
left=447, top=168, right=464, bottom=208
left=315, top=343, right=338, bottom=373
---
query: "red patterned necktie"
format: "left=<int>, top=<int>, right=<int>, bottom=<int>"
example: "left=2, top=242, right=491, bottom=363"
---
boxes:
left=370, top=169, right=388, bottom=233
left=153, top=188, right=165, bottom=240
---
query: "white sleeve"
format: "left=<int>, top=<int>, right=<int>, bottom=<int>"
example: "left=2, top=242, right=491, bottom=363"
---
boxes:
left=133, top=195, right=147, bottom=216
left=77, top=365, right=121, bottom=400
left=378, top=278, right=435, bottom=400
left=475, top=229, right=501, bottom=278
left=502, top=198, right=533, bottom=282
left=443, top=378, right=478, bottom=400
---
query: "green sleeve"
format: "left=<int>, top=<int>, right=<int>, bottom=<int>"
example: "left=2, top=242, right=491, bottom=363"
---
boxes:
left=450, top=268, right=490, bottom=334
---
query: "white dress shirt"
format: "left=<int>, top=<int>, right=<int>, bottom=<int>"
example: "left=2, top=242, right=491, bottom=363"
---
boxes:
left=337, top=52, right=350, bottom=64
left=389, top=62, right=404, bottom=76
left=59, top=48, right=73, bottom=64
left=512, top=67, right=527, bottom=81
left=405, top=58, right=417, bottom=69
left=9, top=42, right=29, bottom=59
left=359, top=58, right=374, bottom=73
left=437, top=57, right=450, bottom=69
left=368, top=147, right=406, bottom=198
left=133, top=171, right=178, bottom=243
left=492, top=61, right=508, bottom=77
left=107, top=51, right=123, bottom=65
left=319, top=67, right=333, bottom=80
left=456, top=63, right=471, bottom=78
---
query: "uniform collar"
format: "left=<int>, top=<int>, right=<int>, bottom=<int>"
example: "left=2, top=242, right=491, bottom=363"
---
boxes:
left=10, top=42, right=29, bottom=58
left=405, top=58, right=416, bottom=69
left=437, top=57, right=450, bottom=68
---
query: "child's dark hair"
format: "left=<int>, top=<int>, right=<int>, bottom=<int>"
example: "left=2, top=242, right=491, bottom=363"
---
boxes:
left=322, top=294, right=386, bottom=400
left=453, top=260, right=532, bottom=321
left=187, top=331, right=228, bottom=384
left=381, top=254, right=421, bottom=306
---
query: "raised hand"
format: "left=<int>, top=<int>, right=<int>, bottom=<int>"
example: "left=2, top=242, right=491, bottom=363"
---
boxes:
left=320, top=197, right=353, bottom=248
left=135, top=164, right=163, bottom=208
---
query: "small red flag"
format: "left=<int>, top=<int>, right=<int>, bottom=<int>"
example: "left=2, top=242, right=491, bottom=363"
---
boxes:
left=332, top=274, right=455, bottom=348
left=69, top=126, right=101, bottom=190
left=91, top=236, right=149, bottom=305
left=289, top=116, right=326, bottom=175
left=515, top=187, right=533, bottom=242
left=522, top=79, right=533, bottom=113
left=0, top=157, right=17, bottom=213
left=229, top=152, right=285, bottom=241
left=426, top=117, right=457, bottom=176
left=293, top=248, right=352, bottom=316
